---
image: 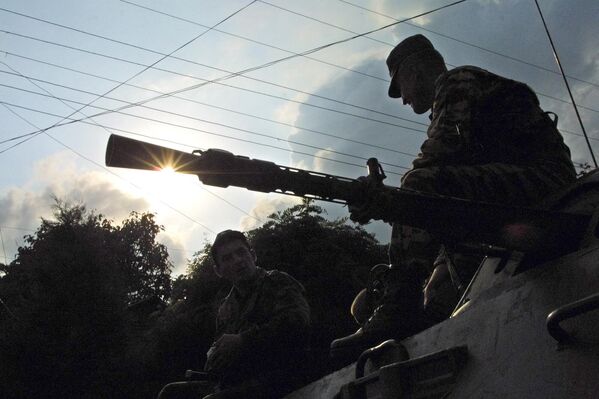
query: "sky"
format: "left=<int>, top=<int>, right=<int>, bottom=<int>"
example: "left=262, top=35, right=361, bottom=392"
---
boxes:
left=1, top=0, right=598, bottom=275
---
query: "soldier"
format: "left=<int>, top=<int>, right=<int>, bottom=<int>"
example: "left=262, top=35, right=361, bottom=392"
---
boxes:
left=331, top=34, right=576, bottom=359
left=158, top=230, right=310, bottom=399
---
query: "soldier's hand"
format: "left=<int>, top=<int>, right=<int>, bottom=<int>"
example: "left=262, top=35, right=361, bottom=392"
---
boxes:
left=204, top=334, right=243, bottom=372
left=348, top=176, right=391, bottom=224
left=348, top=202, right=373, bottom=224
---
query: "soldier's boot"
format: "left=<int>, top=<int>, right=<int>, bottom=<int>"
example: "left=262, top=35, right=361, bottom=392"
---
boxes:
left=330, top=266, right=427, bottom=365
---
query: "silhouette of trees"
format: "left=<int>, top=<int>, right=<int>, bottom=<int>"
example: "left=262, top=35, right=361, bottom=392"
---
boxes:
left=0, top=198, right=386, bottom=397
left=0, top=200, right=172, bottom=398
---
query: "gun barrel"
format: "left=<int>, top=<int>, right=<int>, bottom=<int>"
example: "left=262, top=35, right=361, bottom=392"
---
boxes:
left=106, top=134, right=201, bottom=174
left=105, top=134, right=364, bottom=203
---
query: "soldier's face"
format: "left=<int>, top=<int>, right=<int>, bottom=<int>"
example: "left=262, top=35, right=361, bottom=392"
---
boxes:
left=394, top=64, right=434, bottom=115
left=214, top=239, right=257, bottom=285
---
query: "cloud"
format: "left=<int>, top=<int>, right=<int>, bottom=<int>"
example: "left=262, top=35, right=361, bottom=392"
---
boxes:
left=239, top=195, right=300, bottom=231
left=29, top=151, right=149, bottom=219
left=0, top=151, right=150, bottom=264
left=288, top=56, right=424, bottom=186
left=237, top=187, right=391, bottom=247
left=156, top=231, right=188, bottom=277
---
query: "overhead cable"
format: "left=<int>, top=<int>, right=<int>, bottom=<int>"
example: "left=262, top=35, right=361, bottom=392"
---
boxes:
left=0, top=23, right=429, bottom=128
left=2, top=0, right=468, bottom=145
left=0, top=31, right=428, bottom=135
left=533, top=0, right=597, bottom=168
left=116, top=1, right=599, bottom=114
left=0, top=78, right=414, bottom=170
left=0, top=0, right=258, bottom=154
left=337, top=0, right=599, bottom=90
left=0, top=100, right=410, bottom=175
left=1, top=50, right=415, bottom=155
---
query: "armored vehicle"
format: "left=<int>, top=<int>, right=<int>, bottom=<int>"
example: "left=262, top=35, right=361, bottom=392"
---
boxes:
left=284, top=170, right=599, bottom=398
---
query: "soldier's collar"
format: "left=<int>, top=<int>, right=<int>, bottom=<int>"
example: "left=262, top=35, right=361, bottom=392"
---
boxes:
left=233, top=266, right=266, bottom=296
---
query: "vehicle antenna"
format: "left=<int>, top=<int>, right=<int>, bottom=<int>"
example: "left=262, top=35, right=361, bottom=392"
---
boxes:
left=533, top=0, right=597, bottom=168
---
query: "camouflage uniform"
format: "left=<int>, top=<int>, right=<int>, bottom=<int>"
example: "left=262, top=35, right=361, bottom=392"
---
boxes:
left=212, top=266, right=310, bottom=397
left=388, top=65, right=576, bottom=312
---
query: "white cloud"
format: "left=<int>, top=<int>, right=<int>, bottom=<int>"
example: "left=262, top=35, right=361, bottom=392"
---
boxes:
left=239, top=196, right=300, bottom=231
left=0, top=151, right=150, bottom=263
left=157, top=231, right=189, bottom=277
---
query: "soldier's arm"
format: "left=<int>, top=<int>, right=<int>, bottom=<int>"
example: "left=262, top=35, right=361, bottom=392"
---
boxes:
left=412, top=68, right=481, bottom=169
left=239, top=272, right=310, bottom=356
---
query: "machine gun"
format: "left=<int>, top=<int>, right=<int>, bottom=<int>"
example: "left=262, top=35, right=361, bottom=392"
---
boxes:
left=105, top=134, right=590, bottom=258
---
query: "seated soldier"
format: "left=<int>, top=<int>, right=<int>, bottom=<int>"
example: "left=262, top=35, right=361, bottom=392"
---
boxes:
left=331, top=34, right=576, bottom=359
left=158, top=230, right=311, bottom=399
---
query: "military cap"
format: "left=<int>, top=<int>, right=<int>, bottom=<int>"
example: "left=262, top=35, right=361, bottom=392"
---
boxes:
left=386, top=34, right=437, bottom=98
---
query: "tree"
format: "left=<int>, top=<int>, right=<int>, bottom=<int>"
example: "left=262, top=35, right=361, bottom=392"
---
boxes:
left=0, top=200, right=173, bottom=398
left=115, top=211, right=172, bottom=303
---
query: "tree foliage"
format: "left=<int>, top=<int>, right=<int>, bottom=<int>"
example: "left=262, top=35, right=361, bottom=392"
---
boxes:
left=0, top=198, right=387, bottom=397
left=0, top=200, right=172, bottom=398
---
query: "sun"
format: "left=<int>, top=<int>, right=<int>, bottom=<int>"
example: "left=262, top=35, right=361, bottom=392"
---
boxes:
left=160, top=166, right=176, bottom=174
left=132, top=164, right=199, bottom=208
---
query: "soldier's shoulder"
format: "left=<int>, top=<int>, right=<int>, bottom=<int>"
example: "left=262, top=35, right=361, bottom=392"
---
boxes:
left=264, top=269, right=306, bottom=292
left=442, top=65, right=490, bottom=83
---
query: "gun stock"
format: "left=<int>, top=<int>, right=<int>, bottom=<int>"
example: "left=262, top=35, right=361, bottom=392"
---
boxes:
left=105, top=134, right=590, bottom=258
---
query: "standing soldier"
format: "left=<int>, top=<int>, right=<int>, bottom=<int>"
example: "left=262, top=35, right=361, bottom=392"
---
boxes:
left=331, top=34, right=576, bottom=359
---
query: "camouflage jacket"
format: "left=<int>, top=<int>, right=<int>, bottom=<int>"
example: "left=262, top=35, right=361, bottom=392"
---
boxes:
left=215, top=267, right=310, bottom=386
left=412, top=66, right=574, bottom=170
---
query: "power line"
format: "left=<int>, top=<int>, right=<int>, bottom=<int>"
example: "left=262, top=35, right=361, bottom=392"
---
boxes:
left=0, top=225, right=7, bottom=265
left=1, top=60, right=251, bottom=232
left=0, top=30, right=428, bottom=135
left=0, top=71, right=417, bottom=166
left=118, top=0, right=599, bottom=116
left=257, top=0, right=395, bottom=48
left=1, top=102, right=219, bottom=234
left=4, top=2, right=596, bottom=137
left=1, top=0, right=468, bottom=148
left=337, top=0, right=599, bottom=91
left=0, top=1, right=258, bottom=156
left=121, top=0, right=389, bottom=83
left=7, top=61, right=597, bottom=156
left=0, top=98, right=410, bottom=175
left=533, top=0, right=597, bottom=168
left=0, top=25, right=430, bottom=130
left=0, top=51, right=416, bottom=156
left=254, top=0, right=599, bottom=115
left=0, top=6, right=429, bottom=128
